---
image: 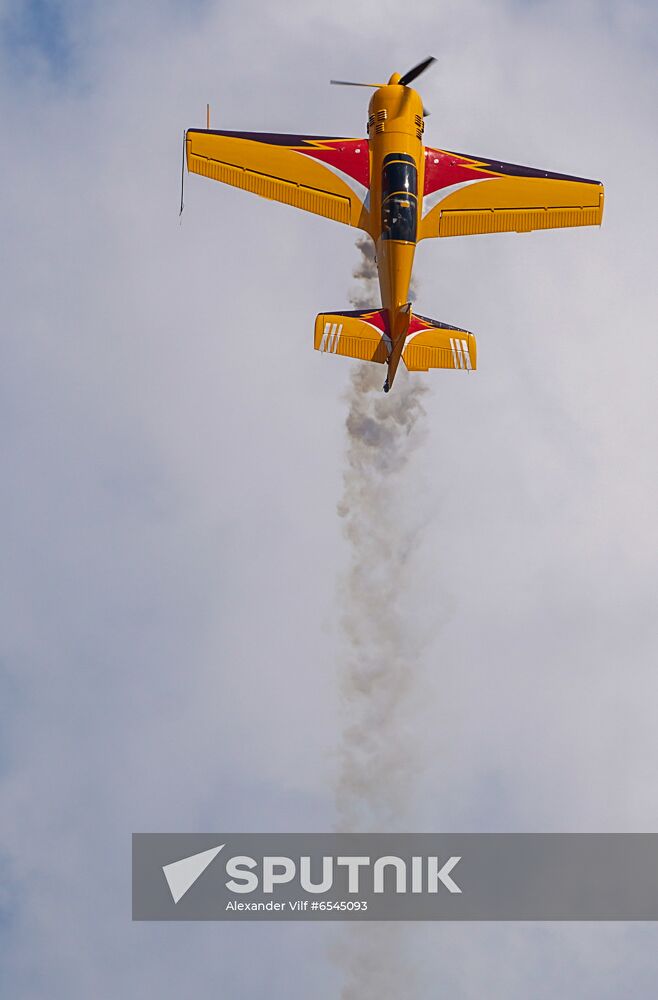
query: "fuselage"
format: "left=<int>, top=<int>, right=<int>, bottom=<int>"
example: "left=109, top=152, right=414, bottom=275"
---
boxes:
left=367, top=74, right=425, bottom=384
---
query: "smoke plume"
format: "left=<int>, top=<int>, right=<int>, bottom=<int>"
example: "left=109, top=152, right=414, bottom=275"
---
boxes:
left=333, top=237, right=429, bottom=998
left=336, top=236, right=429, bottom=830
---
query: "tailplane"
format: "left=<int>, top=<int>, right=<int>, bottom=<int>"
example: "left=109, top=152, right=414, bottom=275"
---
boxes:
left=314, top=309, right=390, bottom=364
left=403, top=313, right=477, bottom=372
left=314, top=309, right=477, bottom=382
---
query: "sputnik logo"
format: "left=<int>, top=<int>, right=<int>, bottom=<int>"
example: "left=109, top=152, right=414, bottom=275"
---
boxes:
left=162, top=844, right=224, bottom=904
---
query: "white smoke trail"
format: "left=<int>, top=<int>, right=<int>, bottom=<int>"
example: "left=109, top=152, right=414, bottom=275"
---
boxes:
left=336, top=236, right=429, bottom=830
left=333, top=237, right=429, bottom=999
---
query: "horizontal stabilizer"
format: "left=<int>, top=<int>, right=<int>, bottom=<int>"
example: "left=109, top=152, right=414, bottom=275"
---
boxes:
left=314, top=310, right=476, bottom=372
left=314, top=310, right=390, bottom=363
left=402, top=313, right=477, bottom=371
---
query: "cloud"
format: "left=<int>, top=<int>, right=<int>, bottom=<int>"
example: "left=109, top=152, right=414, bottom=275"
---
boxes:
left=1, top=1, right=657, bottom=997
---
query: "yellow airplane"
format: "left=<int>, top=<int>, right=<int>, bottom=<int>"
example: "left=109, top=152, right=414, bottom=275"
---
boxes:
left=184, top=57, right=604, bottom=392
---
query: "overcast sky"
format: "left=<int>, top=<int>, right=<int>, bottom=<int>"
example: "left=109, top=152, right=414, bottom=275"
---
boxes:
left=1, top=0, right=657, bottom=997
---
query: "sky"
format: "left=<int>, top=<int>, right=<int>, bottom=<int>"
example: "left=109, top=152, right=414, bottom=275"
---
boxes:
left=1, top=0, right=657, bottom=997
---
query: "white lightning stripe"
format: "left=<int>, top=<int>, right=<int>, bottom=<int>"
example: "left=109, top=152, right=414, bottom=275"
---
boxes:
left=421, top=177, right=494, bottom=219
left=327, top=323, right=338, bottom=352
left=320, top=321, right=331, bottom=352
left=299, top=155, right=370, bottom=211
left=333, top=323, right=343, bottom=353
left=461, top=338, right=472, bottom=370
left=449, top=337, right=458, bottom=368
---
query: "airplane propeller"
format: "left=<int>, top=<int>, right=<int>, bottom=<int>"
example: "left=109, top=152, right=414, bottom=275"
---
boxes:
left=329, top=80, right=384, bottom=88
left=330, top=56, right=436, bottom=115
left=398, top=56, right=436, bottom=87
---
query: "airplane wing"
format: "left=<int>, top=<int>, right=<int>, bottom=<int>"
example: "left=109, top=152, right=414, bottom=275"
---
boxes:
left=185, top=129, right=371, bottom=231
left=419, top=147, right=604, bottom=239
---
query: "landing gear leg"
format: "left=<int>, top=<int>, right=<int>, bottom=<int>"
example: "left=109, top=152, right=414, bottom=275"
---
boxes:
left=383, top=378, right=390, bottom=393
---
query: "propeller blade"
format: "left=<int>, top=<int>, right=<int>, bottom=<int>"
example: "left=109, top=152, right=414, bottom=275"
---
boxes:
left=399, top=56, right=436, bottom=87
left=330, top=80, right=384, bottom=88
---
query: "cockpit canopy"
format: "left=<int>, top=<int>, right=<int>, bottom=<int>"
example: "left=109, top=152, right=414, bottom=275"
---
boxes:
left=381, top=153, right=418, bottom=243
